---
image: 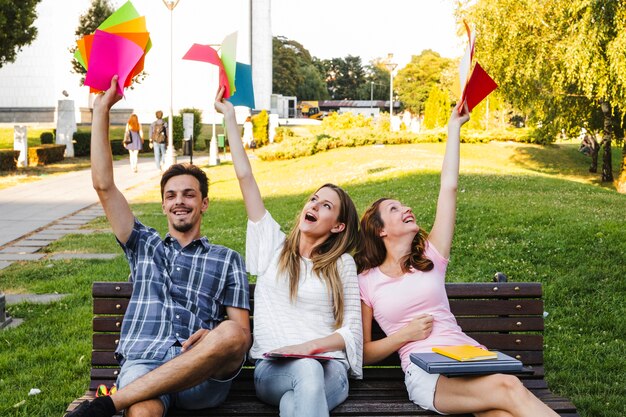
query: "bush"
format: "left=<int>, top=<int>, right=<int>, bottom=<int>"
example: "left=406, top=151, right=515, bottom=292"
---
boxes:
left=28, top=144, right=66, bottom=165
left=321, top=112, right=373, bottom=130
left=73, top=132, right=91, bottom=157
left=273, top=127, right=293, bottom=144
left=252, top=110, right=269, bottom=147
left=256, top=122, right=542, bottom=161
left=172, top=115, right=183, bottom=150
left=0, top=150, right=20, bottom=171
left=110, top=140, right=127, bottom=155
left=40, top=131, right=54, bottom=145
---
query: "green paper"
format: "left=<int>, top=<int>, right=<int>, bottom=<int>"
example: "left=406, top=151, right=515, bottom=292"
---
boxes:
left=220, top=32, right=238, bottom=94
left=74, top=49, right=86, bottom=69
left=99, top=1, right=140, bottom=30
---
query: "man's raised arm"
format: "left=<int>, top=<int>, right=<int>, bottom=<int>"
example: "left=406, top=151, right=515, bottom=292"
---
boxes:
left=91, top=76, right=135, bottom=244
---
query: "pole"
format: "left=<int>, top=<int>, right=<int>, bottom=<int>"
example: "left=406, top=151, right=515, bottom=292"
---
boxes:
left=385, top=54, right=397, bottom=132
left=389, top=74, right=394, bottom=119
left=163, top=0, right=180, bottom=169
left=370, top=81, right=373, bottom=114
left=209, top=68, right=219, bottom=166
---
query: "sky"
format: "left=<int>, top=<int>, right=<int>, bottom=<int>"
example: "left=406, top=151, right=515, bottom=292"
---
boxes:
left=120, top=0, right=465, bottom=118
left=270, top=0, right=464, bottom=68
left=0, top=0, right=465, bottom=121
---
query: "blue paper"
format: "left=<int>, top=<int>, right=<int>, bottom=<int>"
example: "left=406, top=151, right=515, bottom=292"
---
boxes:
left=229, top=62, right=255, bottom=108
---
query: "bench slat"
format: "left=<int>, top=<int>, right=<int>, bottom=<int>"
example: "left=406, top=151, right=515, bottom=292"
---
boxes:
left=93, top=282, right=542, bottom=299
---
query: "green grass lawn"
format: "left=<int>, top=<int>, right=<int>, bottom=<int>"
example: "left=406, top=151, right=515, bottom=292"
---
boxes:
left=0, top=142, right=625, bottom=416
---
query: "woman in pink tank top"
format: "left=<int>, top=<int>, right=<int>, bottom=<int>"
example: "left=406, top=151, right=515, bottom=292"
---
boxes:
left=354, top=103, right=558, bottom=417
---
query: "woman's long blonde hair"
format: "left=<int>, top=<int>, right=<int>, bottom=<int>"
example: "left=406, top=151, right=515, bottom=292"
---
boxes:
left=277, top=184, right=359, bottom=328
left=127, top=114, right=140, bottom=132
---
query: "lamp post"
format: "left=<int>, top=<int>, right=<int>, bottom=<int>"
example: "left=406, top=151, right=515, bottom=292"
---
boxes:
left=162, top=0, right=180, bottom=169
left=384, top=53, right=397, bottom=130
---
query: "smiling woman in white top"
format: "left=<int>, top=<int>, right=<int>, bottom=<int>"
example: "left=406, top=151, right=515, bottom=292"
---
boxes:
left=214, top=87, right=362, bottom=417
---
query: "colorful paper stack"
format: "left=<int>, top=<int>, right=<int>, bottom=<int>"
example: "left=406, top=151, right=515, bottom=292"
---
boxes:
left=74, top=0, right=151, bottom=95
left=458, top=21, right=498, bottom=113
left=183, top=32, right=256, bottom=109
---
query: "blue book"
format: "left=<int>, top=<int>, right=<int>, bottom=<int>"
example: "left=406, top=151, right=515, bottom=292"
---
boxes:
left=410, top=351, right=523, bottom=376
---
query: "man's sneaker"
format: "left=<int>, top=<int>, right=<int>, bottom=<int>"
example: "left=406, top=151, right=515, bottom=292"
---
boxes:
left=64, top=396, right=116, bottom=417
left=65, top=400, right=91, bottom=417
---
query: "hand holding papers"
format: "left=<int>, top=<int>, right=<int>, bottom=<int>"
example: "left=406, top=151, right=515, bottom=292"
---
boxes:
left=459, top=21, right=498, bottom=113
left=183, top=32, right=256, bottom=108
left=75, top=1, right=151, bottom=95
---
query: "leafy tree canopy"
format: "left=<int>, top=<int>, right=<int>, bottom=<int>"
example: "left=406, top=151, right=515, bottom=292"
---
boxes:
left=0, top=0, right=41, bottom=68
left=70, top=0, right=115, bottom=84
left=394, top=50, right=455, bottom=114
left=459, top=0, right=626, bottom=186
left=273, top=36, right=327, bottom=99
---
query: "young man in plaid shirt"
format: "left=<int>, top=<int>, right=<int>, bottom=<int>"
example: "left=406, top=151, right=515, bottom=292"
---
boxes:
left=67, top=76, right=251, bottom=417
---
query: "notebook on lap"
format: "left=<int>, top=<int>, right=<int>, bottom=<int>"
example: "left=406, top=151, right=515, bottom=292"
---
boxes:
left=410, top=351, right=524, bottom=376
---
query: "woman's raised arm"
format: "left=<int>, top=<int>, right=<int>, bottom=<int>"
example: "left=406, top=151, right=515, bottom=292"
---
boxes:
left=428, top=103, right=470, bottom=258
left=214, top=87, right=266, bottom=222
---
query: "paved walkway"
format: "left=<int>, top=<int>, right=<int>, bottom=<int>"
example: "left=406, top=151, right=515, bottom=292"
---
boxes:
left=0, top=155, right=209, bottom=270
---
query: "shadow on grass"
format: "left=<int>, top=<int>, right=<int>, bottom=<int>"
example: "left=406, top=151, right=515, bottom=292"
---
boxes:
left=509, top=143, right=623, bottom=189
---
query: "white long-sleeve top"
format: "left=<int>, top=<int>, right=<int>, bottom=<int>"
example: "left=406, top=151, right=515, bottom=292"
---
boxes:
left=246, top=211, right=363, bottom=379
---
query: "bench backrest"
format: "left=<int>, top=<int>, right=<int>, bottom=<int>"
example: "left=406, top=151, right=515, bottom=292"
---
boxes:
left=90, top=281, right=544, bottom=390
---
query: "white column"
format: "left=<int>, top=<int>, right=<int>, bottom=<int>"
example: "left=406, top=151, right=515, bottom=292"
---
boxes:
left=251, top=0, right=272, bottom=110
left=56, top=99, right=77, bottom=157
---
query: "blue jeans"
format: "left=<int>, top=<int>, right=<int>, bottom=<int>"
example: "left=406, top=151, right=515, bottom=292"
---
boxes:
left=153, top=142, right=166, bottom=169
left=117, top=345, right=236, bottom=415
left=254, top=358, right=349, bottom=417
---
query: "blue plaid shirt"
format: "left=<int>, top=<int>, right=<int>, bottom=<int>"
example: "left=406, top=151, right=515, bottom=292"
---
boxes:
left=115, top=219, right=249, bottom=363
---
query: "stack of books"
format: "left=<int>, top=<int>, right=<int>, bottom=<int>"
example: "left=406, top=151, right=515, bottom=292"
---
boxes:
left=410, top=345, right=524, bottom=376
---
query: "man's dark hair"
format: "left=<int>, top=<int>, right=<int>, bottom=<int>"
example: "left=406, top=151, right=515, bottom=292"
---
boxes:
left=160, top=163, right=209, bottom=200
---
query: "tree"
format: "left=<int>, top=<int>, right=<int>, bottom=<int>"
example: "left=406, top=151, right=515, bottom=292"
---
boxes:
left=460, top=0, right=626, bottom=187
left=394, top=50, right=455, bottom=115
left=356, top=59, right=390, bottom=101
left=0, top=0, right=41, bottom=68
left=422, top=85, right=450, bottom=129
left=272, top=36, right=327, bottom=100
left=316, top=56, right=366, bottom=100
left=70, top=0, right=115, bottom=85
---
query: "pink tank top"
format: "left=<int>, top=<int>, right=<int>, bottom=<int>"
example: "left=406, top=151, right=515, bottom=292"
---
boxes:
left=359, top=242, right=481, bottom=371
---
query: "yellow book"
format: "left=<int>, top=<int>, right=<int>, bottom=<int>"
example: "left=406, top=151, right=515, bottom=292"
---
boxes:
left=432, top=345, right=498, bottom=362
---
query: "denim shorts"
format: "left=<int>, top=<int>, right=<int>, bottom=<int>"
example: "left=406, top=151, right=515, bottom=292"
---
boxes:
left=117, top=345, right=244, bottom=414
left=404, top=363, right=448, bottom=415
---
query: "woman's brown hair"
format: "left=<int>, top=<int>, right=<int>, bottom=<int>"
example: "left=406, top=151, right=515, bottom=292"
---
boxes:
left=354, top=198, right=433, bottom=275
left=277, top=184, right=359, bottom=328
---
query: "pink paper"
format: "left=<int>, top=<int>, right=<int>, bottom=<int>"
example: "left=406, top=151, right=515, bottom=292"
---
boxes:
left=84, top=30, right=145, bottom=95
left=462, top=62, right=498, bottom=112
left=182, top=43, right=231, bottom=98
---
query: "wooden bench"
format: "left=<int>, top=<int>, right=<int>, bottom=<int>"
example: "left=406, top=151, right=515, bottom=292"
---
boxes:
left=67, top=279, right=579, bottom=416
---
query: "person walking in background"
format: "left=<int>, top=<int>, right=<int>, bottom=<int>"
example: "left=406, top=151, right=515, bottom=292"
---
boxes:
left=242, top=116, right=254, bottom=149
left=124, top=114, right=144, bottom=173
left=150, top=110, right=168, bottom=170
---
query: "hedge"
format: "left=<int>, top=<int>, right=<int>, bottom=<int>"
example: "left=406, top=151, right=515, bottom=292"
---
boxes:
left=0, top=150, right=20, bottom=171
left=27, top=144, right=66, bottom=165
left=73, top=132, right=149, bottom=157
left=40, top=131, right=54, bottom=145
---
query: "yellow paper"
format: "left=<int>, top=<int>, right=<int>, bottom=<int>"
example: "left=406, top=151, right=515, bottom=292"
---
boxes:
left=432, top=345, right=497, bottom=362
